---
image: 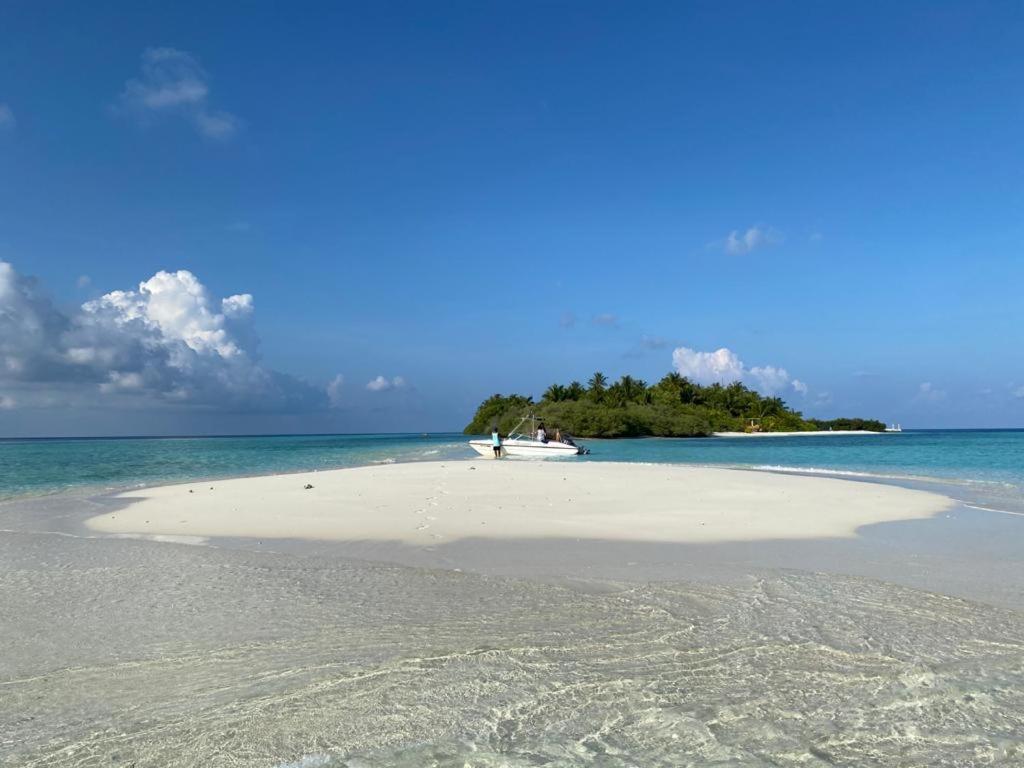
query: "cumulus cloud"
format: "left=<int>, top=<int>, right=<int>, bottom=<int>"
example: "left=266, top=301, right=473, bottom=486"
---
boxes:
left=671, top=345, right=807, bottom=396
left=720, top=225, right=781, bottom=255
left=0, top=261, right=324, bottom=411
left=326, top=374, right=345, bottom=408
left=0, top=103, right=14, bottom=130
left=117, top=48, right=240, bottom=139
left=672, top=347, right=745, bottom=385
left=366, top=375, right=406, bottom=392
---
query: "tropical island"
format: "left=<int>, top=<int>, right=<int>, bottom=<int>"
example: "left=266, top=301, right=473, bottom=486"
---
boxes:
left=465, top=372, right=885, bottom=438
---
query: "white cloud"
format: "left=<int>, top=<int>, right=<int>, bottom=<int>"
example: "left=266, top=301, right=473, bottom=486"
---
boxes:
left=327, top=374, right=344, bottom=408
left=117, top=48, right=239, bottom=140
left=671, top=345, right=806, bottom=396
left=76, top=275, right=91, bottom=289
left=366, top=375, right=406, bottom=392
left=915, top=382, right=946, bottom=403
left=0, top=104, right=14, bottom=130
left=0, top=261, right=323, bottom=411
left=672, top=347, right=745, bottom=385
left=221, top=293, right=253, bottom=318
left=99, top=371, right=145, bottom=393
left=721, top=225, right=781, bottom=255
left=748, top=365, right=793, bottom=395
left=0, top=394, right=14, bottom=409
left=1012, top=385, right=1024, bottom=400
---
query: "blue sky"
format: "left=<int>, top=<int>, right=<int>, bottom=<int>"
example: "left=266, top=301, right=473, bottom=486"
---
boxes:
left=1, top=1, right=1023, bottom=435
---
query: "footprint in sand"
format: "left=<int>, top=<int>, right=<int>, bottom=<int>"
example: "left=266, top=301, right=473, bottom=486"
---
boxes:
left=416, top=523, right=430, bottom=531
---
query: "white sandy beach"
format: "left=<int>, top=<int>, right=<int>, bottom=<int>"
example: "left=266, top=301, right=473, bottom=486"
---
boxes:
left=712, top=430, right=887, bottom=437
left=87, top=460, right=951, bottom=546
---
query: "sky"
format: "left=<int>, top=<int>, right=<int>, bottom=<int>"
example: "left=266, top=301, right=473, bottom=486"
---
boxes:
left=1, top=1, right=1023, bottom=436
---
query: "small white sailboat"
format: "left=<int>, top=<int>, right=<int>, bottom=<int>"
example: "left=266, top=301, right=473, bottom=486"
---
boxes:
left=884, top=423, right=903, bottom=432
left=469, top=415, right=588, bottom=458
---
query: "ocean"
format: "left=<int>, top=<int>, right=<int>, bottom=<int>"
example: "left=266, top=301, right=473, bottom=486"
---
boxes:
left=3, top=429, right=1023, bottom=512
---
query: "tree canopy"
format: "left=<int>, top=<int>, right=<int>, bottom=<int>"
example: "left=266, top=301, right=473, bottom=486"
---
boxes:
left=464, top=371, right=885, bottom=438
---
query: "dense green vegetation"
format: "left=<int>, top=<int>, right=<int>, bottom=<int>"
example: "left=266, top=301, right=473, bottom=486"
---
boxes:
left=464, top=372, right=885, bottom=438
left=808, top=417, right=886, bottom=432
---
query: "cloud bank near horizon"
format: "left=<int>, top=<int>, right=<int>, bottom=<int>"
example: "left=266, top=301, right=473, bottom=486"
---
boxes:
left=0, top=262, right=324, bottom=411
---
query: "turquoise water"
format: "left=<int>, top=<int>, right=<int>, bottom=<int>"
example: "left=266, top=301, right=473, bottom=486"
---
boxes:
left=2, top=429, right=1023, bottom=509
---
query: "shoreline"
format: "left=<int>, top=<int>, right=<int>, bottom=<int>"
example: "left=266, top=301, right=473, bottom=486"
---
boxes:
left=712, top=429, right=890, bottom=437
left=86, top=460, right=952, bottom=547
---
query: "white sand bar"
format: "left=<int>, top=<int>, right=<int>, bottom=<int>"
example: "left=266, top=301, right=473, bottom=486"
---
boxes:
left=87, top=461, right=952, bottom=546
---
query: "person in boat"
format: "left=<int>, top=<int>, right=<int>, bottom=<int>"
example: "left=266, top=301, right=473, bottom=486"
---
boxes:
left=490, top=425, right=502, bottom=458
left=536, top=423, right=547, bottom=443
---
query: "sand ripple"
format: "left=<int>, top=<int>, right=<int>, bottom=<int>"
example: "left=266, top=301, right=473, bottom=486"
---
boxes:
left=2, top=530, right=1023, bottom=767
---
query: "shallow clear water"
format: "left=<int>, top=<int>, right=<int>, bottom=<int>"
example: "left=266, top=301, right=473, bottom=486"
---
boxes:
left=3, top=532, right=1022, bottom=768
left=3, top=429, right=1023, bottom=508
left=0, top=433, right=470, bottom=500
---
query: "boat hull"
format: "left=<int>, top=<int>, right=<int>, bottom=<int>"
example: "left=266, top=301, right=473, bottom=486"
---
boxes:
left=468, top=439, right=580, bottom=458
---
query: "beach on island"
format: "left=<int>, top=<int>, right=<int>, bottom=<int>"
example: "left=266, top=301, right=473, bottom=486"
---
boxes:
left=3, top=459, right=1024, bottom=767
left=711, top=430, right=889, bottom=437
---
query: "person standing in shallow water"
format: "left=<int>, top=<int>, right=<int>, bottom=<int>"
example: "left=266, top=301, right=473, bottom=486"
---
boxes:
left=490, top=426, right=502, bottom=458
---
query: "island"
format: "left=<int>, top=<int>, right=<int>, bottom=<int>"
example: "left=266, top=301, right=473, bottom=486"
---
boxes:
left=465, top=371, right=885, bottom=438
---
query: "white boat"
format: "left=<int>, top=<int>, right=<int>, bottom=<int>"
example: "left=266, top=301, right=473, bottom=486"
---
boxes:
left=469, top=415, right=588, bottom=458
left=884, top=423, right=903, bottom=432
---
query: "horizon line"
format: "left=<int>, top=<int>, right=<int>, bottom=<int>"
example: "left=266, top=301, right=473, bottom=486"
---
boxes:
left=3, top=427, right=1024, bottom=442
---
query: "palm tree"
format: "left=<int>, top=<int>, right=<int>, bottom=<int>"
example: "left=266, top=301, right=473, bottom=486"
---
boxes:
left=659, top=372, right=686, bottom=390
left=587, top=371, right=607, bottom=394
left=565, top=381, right=585, bottom=401
left=605, top=381, right=626, bottom=407
left=543, top=383, right=568, bottom=402
left=617, top=375, right=646, bottom=404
